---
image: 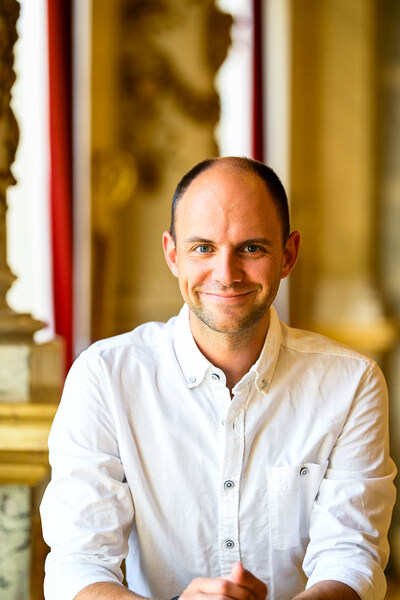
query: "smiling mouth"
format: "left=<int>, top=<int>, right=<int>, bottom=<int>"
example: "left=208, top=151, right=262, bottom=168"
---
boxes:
left=199, top=290, right=254, bottom=301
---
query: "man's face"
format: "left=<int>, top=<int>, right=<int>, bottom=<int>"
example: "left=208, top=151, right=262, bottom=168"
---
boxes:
left=163, top=164, right=299, bottom=337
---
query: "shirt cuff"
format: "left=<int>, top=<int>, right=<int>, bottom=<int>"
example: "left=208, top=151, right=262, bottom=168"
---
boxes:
left=306, top=559, right=387, bottom=600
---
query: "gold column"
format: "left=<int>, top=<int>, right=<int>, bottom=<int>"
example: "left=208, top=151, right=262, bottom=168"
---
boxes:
left=290, top=0, right=396, bottom=358
left=376, top=0, right=400, bottom=574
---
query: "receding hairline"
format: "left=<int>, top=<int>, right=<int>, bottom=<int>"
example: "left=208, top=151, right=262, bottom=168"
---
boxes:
left=169, top=156, right=290, bottom=244
left=179, top=157, right=266, bottom=193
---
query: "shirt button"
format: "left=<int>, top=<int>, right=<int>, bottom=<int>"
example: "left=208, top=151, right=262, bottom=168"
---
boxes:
left=224, top=480, right=234, bottom=490
left=224, top=539, right=235, bottom=549
left=300, top=466, right=309, bottom=477
left=260, top=379, right=267, bottom=389
left=211, top=373, right=220, bottom=380
left=188, top=375, right=196, bottom=383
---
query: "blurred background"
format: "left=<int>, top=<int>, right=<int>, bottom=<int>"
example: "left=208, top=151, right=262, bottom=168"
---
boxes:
left=0, top=0, right=399, bottom=598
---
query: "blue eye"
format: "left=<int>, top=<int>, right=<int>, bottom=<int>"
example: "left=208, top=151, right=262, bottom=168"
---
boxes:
left=245, top=245, right=259, bottom=253
left=196, top=245, right=211, bottom=253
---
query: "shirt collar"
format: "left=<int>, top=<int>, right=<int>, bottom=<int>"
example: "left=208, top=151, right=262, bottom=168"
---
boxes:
left=173, top=304, right=212, bottom=388
left=250, top=305, right=282, bottom=394
left=173, top=303, right=282, bottom=393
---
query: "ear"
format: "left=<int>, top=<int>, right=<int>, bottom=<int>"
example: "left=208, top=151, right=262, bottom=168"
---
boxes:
left=162, top=231, right=179, bottom=278
left=281, top=230, right=301, bottom=279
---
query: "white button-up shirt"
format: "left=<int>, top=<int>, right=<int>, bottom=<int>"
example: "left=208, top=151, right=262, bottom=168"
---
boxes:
left=40, top=305, right=396, bottom=600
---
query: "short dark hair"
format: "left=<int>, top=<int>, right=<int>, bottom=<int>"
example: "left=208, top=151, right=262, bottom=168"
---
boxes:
left=169, top=156, right=290, bottom=244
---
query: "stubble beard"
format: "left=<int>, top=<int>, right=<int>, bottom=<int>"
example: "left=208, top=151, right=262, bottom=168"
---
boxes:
left=185, top=280, right=280, bottom=336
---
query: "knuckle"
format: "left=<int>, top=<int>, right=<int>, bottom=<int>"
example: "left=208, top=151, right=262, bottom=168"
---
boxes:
left=183, top=577, right=201, bottom=594
left=218, top=579, right=231, bottom=595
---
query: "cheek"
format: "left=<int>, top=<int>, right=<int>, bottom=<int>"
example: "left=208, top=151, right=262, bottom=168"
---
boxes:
left=180, top=259, right=210, bottom=280
left=252, top=262, right=281, bottom=285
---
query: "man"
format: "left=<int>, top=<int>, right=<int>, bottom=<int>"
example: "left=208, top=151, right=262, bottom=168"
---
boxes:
left=40, top=157, right=396, bottom=600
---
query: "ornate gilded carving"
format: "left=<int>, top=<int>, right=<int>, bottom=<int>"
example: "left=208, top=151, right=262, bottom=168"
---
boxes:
left=117, top=0, right=232, bottom=190
left=0, top=0, right=19, bottom=189
left=0, top=0, right=19, bottom=311
left=91, top=0, right=232, bottom=339
left=92, top=149, right=138, bottom=236
left=91, top=149, right=138, bottom=338
left=0, top=0, right=42, bottom=338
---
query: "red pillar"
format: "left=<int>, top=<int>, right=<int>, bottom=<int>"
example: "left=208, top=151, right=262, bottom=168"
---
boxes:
left=252, top=0, right=264, bottom=162
left=47, top=0, right=73, bottom=373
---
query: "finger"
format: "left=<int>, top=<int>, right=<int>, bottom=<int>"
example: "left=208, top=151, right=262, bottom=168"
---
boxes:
left=227, top=564, right=267, bottom=600
left=181, top=576, right=254, bottom=600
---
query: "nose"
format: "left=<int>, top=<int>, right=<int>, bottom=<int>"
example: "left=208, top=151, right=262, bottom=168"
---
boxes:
left=212, top=249, right=243, bottom=286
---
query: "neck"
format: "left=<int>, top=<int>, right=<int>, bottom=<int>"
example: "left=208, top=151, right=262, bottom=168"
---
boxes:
left=189, top=311, right=270, bottom=390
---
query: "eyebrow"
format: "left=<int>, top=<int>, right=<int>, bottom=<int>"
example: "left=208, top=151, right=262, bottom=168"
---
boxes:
left=240, top=237, right=275, bottom=248
left=183, top=237, right=214, bottom=245
left=182, top=236, right=275, bottom=248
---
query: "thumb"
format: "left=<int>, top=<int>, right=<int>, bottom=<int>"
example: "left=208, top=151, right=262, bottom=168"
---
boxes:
left=229, top=562, right=245, bottom=584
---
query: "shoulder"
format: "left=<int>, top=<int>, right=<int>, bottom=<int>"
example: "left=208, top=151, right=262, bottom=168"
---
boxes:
left=279, top=319, right=378, bottom=377
left=275, top=321, right=388, bottom=421
left=75, top=315, right=178, bottom=370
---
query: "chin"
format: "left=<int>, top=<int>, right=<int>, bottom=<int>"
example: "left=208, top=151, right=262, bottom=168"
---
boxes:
left=195, top=308, right=270, bottom=334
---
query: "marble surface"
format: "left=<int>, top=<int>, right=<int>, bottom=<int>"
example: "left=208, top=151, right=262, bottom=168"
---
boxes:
left=0, top=486, right=30, bottom=600
left=0, top=346, right=30, bottom=402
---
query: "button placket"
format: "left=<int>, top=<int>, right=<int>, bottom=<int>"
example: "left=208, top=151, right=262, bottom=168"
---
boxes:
left=218, top=406, right=244, bottom=571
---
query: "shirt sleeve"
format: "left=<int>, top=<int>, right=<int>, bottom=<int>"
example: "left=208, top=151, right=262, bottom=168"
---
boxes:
left=303, top=363, right=397, bottom=600
left=40, top=351, right=135, bottom=600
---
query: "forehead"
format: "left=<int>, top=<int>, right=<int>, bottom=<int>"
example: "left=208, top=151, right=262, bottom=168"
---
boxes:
left=174, top=164, right=281, bottom=238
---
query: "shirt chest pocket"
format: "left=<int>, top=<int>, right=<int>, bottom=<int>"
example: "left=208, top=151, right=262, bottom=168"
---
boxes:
left=267, top=462, right=328, bottom=550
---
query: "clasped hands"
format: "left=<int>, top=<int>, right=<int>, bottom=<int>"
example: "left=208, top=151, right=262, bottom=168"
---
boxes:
left=179, top=562, right=267, bottom=600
